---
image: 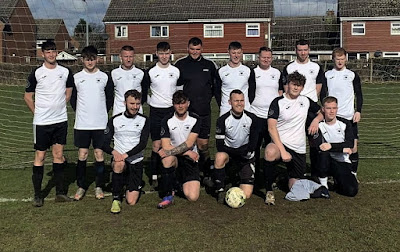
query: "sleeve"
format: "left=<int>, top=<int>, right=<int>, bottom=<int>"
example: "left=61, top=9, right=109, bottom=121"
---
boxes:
left=160, top=115, right=170, bottom=139
left=248, top=68, right=256, bottom=104
left=210, top=60, right=218, bottom=98
left=267, top=97, right=280, bottom=120
left=175, top=60, right=185, bottom=87
left=70, top=82, right=77, bottom=111
left=281, top=65, right=289, bottom=86
left=307, top=97, right=321, bottom=115
left=247, top=113, right=260, bottom=152
left=141, top=69, right=150, bottom=105
left=102, top=117, right=116, bottom=155
left=105, top=73, right=114, bottom=112
left=353, top=72, right=363, bottom=113
left=278, top=70, right=284, bottom=91
left=214, top=69, right=222, bottom=106
left=66, top=68, right=74, bottom=88
left=25, top=69, right=37, bottom=92
left=320, top=72, right=328, bottom=101
left=191, top=114, right=201, bottom=135
left=126, top=117, right=150, bottom=157
left=316, top=65, right=324, bottom=84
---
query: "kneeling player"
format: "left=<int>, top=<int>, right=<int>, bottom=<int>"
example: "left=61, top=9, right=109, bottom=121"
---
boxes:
left=103, top=90, right=149, bottom=214
left=213, top=89, right=258, bottom=202
left=316, top=96, right=358, bottom=197
left=157, top=91, right=201, bottom=209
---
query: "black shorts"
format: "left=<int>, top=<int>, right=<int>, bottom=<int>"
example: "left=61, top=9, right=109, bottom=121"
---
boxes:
left=226, top=152, right=256, bottom=185
left=74, top=129, right=105, bottom=149
left=34, top=121, right=68, bottom=151
left=255, top=116, right=270, bottom=147
left=283, top=146, right=306, bottom=179
left=150, top=106, right=174, bottom=141
left=338, top=117, right=359, bottom=140
left=126, top=161, right=143, bottom=192
left=176, top=156, right=200, bottom=184
left=197, top=114, right=211, bottom=139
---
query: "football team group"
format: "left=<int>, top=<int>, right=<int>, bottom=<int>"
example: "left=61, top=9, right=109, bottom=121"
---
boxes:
left=24, top=37, right=362, bottom=213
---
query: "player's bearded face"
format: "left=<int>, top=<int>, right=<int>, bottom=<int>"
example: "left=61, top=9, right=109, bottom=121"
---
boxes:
left=125, top=97, right=141, bottom=115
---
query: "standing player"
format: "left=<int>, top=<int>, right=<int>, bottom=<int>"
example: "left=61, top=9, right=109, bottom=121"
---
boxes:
left=264, top=72, right=320, bottom=205
left=216, top=41, right=251, bottom=116
left=157, top=91, right=201, bottom=209
left=70, top=45, right=113, bottom=200
left=321, top=47, right=363, bottom=178
left=316, top=96, right=358, bottom=197
left=281, top=39, right=325, bottom=177
left=142, top=42, right=180, bottom=189
left=111, top=45, right=148, bottom=116
left=24, top=41, right=74, bottom=206
left=248, top=47, right=283, bottom=172
left=213, top=89, right=259, bottom=202
left=103, top=90, right=150, bottom=214
left=174, top=37, right=218, bottom=185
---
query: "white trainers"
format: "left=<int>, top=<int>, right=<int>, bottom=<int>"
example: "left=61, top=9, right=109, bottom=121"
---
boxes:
left=95, top=187, right=105, bottom=200
left=265, top=191, right=275, bottom=205
left=74, top=187, right=86, bottom=201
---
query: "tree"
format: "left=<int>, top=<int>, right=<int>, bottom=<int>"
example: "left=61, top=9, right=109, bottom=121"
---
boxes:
left=74, top=18, right=93, bottom=37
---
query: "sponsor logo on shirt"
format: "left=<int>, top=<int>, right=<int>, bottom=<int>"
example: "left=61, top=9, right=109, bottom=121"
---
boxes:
left=39, top=75, right=47, bottom=81
left=256, top=75, right=261, bottom=79
left=329, top=76, right=334, bottom=79
left=286, top=106, right=290, bottom=109
left=119, top=124, right=125, bottom=129
left=172, top=126, right=177, bottom=130
left=154, top=74, right=160, bottom=78
left=225, top=73, right=230, bottom=77
left=203, top=69, right=209, bottom=72
left=80, top=80, right=85, bottom=83
left=117, top=77, right=123, bottom=80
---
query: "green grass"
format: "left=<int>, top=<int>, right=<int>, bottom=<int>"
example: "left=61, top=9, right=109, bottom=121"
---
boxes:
left=0, top=82, right=400, bottom=251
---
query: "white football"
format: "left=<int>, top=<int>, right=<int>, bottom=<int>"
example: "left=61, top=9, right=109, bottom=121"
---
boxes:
left=225, top=187, right=246, bottom=208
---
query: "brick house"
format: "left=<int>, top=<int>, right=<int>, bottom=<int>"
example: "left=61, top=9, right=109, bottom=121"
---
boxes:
left=35, top=19, right=72, bottom=59
left=103, top=0, right=273, bottom=63
left=0, top=0, right=36, bottom=64
left=339, top=0, right=400, bottom=59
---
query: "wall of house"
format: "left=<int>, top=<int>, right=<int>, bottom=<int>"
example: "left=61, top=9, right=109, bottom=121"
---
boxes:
left=36, top=24, right=71, bottom=59
left=105, top=22, right=268, bottom=62
left=343, top=20, right=400, bottom=54
left=3, top=0, right=36, bottom=64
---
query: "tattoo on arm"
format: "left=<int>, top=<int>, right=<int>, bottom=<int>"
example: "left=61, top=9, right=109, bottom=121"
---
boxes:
left=165, top=142, right=189, bottom=156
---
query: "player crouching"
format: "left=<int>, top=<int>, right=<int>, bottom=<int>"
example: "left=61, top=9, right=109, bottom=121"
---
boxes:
left=103, top=90, right=149, bottom=214
left=157, top=91, right=201, bottom=209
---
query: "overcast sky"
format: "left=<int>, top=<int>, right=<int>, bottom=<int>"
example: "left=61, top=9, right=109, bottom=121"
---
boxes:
left=27, top=0, right=338, bottom=35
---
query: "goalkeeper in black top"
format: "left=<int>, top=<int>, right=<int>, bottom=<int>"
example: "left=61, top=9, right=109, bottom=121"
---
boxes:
left=213, top=89, right=259, bottom=202
left=175, top=37, right=218, bottom=186
left=103, top=90, right=150, bottom=214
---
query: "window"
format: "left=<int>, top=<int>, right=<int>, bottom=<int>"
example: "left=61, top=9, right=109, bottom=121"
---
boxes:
left=204, top=24, right=224, bottom=38
left=64, top=40, right=68, bottom=50
left=151, top=25, right=169, bottom=37
left=144, top=54, right=153, bottom=62
left=111, top=54, right=120, bottom=63
left=243, top=54, right=256, bottom=61
left=383, top=52, right=400, bottom=58
left=352, top=23, right=365, bottom=35
left=391, top=22, right=400, bottom=35
left=115, top=25, right=128, bottom=38
left=36, top=40, right=46, bottom=49
left=246, top=23, right=260, bottom=37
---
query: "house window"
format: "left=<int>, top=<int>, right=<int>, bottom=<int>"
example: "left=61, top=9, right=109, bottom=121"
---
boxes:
left=204, top=24, right=224, bottom=38
left=144, top=54, right=153, bottom=62
left=37, top=40, right=46, bottom=49
left=383, top=52, right=400, bottom=58
left=243, top=54, right=256, bottom=61
left=351, top=23, right=365, bottom=35
left=111, top=54, right=120, bottom=62
left=115, top=25, right=128, bottom=38
left=246, top=23, right=260, bottom=37
left=151, top=25, right=169, bottom=37
left=64, top=40, right=68, bottom=50
left=391, top=22, right=400, bottom=35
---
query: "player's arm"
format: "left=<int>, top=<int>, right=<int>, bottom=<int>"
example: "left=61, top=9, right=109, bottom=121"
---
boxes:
left=160, top=133, right=198, bottom=157
left=210, top=60, right=218, bottom=98
left=248, top=68, right=256, bottom=104
left=24, top=69, right=38, bottom=114
left=126, top=118, right=150, bottom=157
left=70, top=82, right=77, bottom=111
left=141, top=70, right=150, bottom=104
left=105, top=73, right=114, bottom=112
left=281, top=65, right=288, bottom=93
left=24, top=92, right=35, bottom=114
left=214, top=69, right=222, bottom=106
left=353, top=72, right=363, bottom=123
left=102, top=117, right=116, bottom=155
left=307, top=98, right=322, bottom=135
left=65, top=68, right=74, bottom=103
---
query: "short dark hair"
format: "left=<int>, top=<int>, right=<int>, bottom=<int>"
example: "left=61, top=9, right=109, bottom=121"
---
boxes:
left=332, top=47, right=347, bottom=58
left=296, top=39, right=309, bottom=47
left=172, top=90, right=189, bottom=104
left=124, top=89, right=142, bottom=101
left=287, top=71, right=306, bottom=86
left=188, top=37, right=202, bottom=46
left=157, top=41, right=170, bottom=52
left=81, top=45, right=98, bottom=59
left=121, top=45, right=134, bottom=52
left=259, top=46, right=272, bottom=54
left=41, top=40, right=56, bottom=51
left=228, top=41, right=242, bottom=50
left=229, top=89, right=243, bottom=99
left=322, top=96, right=338, bottom=106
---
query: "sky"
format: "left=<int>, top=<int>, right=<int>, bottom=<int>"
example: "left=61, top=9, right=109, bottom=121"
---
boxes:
left=26, top=0, right=338, bottom=35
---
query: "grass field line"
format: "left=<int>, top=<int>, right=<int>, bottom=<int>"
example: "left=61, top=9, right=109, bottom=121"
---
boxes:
left=1, top=179, right=400, bottom=203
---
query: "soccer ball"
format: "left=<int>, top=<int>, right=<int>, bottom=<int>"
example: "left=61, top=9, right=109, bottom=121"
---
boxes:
left=225, top=187, right=246, bottom=208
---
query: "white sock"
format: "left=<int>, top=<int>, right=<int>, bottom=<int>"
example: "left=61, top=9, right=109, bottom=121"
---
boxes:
left=319, top=177, right=328, bottom=188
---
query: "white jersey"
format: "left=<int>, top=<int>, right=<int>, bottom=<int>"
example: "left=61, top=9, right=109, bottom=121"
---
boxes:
left=319, top=119, right=351, bottom=163
left=26, top=64, right=73, bottom=125
left=147, top=64, right=180, bottom=108
left=268, top=94, right=320, bottom=154
left=249, top=66, right=283, bottom=119
left=111, top=65, right=145, bottom=116
left=73, top=69, right=109, bottom=130
left=324, top=68, right=361, bottom=120
left=160, top=111, right=201, bottom=154
left=282, top=60, right=324, bottom=102
left=218, top=63, right=251, bottom=116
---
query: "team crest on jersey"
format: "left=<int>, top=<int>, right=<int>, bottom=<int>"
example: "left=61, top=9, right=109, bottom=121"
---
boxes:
left=337, top=129, right=342, bottom=134
left=309, top=70, right=315, bottom=75
left=58, top=74, right=63, bottom=79
left=271, top=75, right=276, bottom=80
left=169, top=73, right=175, bottom=78
left=343, top=75, right=349, bottom=80
left=184, top=124, right=190, bottom=130
left=96, top=78, right=101, bottom=82
left=300, top=102, right=304, bottom=107
left=132, top=74, right=137, bottom=79
left=239, top=71, right=245, bottom=76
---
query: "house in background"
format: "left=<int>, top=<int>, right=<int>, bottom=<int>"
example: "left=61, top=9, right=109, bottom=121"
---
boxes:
left=103, top=0, right=273, bottom=63
left=0, top=0, right=36, bottom=64
left=35, top=19, right=72, bottom=59
left=271, top=11, right=340, bottom=61
left=339, top=0, right=400, bottom=59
